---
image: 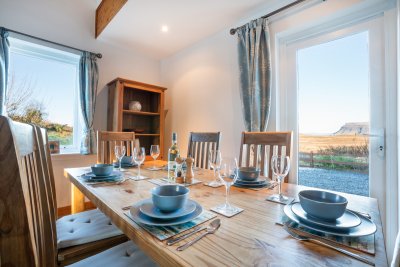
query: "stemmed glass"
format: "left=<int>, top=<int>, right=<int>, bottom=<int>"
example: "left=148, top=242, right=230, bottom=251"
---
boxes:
left=150, top=145, right=160, bottom=170
left=214, top=158, right=241, bottom=214
left=133, top=147, right=146, bottom=179
left=114, top=145, right=126, bottom=172
left=270, top=155, right=291, bottom=201
left=208, top=150, right=223, bottom=187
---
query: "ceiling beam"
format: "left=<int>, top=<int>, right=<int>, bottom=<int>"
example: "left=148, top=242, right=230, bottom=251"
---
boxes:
left=95, top=0, right=127, bottom=38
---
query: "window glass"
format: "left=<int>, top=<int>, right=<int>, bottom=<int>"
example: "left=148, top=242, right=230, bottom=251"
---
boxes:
left=6, top=37, right=81, bottom=153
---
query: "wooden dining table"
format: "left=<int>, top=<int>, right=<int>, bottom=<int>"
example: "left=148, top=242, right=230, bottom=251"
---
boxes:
left=65, top=160, right=388, bottom=266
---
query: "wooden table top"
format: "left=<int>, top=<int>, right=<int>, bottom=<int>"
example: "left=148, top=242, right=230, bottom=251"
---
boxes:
left=65, top=161, right=388, bottom=267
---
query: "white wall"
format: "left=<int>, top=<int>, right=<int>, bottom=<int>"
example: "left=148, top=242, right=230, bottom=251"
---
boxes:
left=161, top=32, right=245, bottom=159
left=0, top=0, right=162, bottom=207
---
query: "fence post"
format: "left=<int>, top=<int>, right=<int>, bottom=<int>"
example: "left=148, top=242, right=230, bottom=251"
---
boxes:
left=310, top=151, right=314, bottom=168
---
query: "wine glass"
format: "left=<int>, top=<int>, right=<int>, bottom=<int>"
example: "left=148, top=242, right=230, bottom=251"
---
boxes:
left=270, top=155, right=291, bottom=201
left=114, top=145, right=126, bottom=172
left=133, top=147, right=146, bottom=179
left=214, top=158, right=241, bottom=214
left=208, top=150, right=223, bottom=187
left=150, top=145, right=160, bottom=170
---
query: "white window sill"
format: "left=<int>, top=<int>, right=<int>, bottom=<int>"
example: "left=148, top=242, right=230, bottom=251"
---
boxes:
left=51, top=153, right=97, bottom=162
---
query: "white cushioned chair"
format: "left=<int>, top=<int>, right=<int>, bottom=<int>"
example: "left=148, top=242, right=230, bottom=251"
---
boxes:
left=57, top=209, right=123, bottom=249
left=68, top=241, right=157, bottom=267
left=33, top=127, right=128, bottom=265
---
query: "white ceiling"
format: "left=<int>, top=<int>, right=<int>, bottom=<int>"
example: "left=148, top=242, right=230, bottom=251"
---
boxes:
left=98, top=0, right=276, bottom=59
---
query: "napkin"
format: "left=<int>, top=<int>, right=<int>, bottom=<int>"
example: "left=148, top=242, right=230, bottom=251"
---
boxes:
left=125, top=210, right=217, bottom=241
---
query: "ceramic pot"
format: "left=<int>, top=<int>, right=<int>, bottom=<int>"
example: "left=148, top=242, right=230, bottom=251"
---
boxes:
left=129, top=101, right=142, bottom=111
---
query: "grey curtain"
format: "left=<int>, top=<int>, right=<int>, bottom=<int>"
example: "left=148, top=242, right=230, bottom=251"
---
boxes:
left=237, top=18, right=271, bottom=132
left=0, top=28, right=10, bottom=116
left=79, top=52, right=98, bottom=154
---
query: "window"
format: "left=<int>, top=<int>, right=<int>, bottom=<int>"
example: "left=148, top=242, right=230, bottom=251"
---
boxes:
left=6, top=37, right=81, bottom=153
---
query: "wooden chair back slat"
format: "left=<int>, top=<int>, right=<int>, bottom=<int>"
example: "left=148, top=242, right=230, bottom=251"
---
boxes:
left=97, top=131, right=136, bottom=164
left=34, top=126, right=58, bottom=253
left=239, top=132, right=293, bottom=181
left=0, top=116, right=57, bottom=266
left=187, top=132, right=221, bottom=169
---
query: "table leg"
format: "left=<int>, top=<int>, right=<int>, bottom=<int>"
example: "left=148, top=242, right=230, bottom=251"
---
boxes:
left=71, top=184, right=85, bottom=214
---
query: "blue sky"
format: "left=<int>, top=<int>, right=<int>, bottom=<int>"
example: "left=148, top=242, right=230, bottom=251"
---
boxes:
left=298, top=31, right=369, bottom=134
left=8, top=52, right=77, bottom=126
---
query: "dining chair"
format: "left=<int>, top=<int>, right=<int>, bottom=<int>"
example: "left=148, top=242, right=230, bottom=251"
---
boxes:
left=239, top=131, right=293, bottom=181
left=186, top=132, right=221, bottom=169
left=97, top=131, right=136, bottom=164
left=392, top=231, right=400, bottom=267
left=34, top=126, right=128, bottom=265
left=0, top=116, right=157, bottom=267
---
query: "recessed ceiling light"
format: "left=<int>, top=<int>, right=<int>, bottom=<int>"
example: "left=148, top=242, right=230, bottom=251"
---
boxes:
left=161, top=25, right=169, bottom=33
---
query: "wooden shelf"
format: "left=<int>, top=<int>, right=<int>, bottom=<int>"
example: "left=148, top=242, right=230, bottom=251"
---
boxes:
left=123, top=110, right=160, bottom=116
left=108, top=78, right=166, bottom=159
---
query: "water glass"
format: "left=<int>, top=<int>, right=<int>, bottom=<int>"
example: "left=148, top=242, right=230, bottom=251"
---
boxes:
left=114, top=145, right=126, bottom=171
left=270, top=155, right=291, bottom=201
left=214, top=158, right=241, bottom=213
left=150, top=145, right=160, bottom=169
left=208, top=149, right=223, bottom=186
left=133, top=147, right=146, bottom=179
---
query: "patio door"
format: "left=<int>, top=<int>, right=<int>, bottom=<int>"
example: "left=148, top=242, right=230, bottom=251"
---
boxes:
left=282, top=16, right=386, bottom=199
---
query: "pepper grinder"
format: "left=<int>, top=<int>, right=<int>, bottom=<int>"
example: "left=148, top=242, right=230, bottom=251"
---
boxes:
left=185, top=157, right=194, bottom=184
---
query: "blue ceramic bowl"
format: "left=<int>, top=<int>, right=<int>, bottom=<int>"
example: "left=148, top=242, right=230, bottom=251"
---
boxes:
left=121, top=156, right=133, bottom=165
left=151, top=185, right=189, bottom=213
left=91, top=164, right=113, bottom=176
left=237, top=167, right=260, bottom=181
left=299, top=190, right=348, bottom=221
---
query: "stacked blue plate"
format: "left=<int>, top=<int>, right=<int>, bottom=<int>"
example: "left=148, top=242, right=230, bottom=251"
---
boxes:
left=129, top=199, right=203, bottom=226
left=284, top=202, right=377, bottom=237
left=113, top=162, right=138, bottom=168
left=82, top=170, right=123, bottom=182
left=233, top=178, right=270, bottom=189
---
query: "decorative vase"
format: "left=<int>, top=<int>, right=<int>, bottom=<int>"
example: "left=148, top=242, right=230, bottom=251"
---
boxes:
left=129, top=101, right=142, bottom=111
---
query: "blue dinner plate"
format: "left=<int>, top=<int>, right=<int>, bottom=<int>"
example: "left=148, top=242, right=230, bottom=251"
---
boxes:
left=139, top=199, right=197, bottom=220
left=84, top=171, right=122, bottom=179
left=284, top=203, right=376, bottom=237
left=113, top=162, right=137, bottom=168
left=291, top=202, right=361, bottom=229
left=129, top=200, right=203, bottom=226
left=235, top=179, right=268, bottom=185
left=233, top=180, right=271, bottom=188
left=82, top=175, right=123, bottom=183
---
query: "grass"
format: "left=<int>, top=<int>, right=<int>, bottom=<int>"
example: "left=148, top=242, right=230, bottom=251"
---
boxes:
left=48, top=130, right=73, bottom=146
left=299, top=134, right=369, bottom=172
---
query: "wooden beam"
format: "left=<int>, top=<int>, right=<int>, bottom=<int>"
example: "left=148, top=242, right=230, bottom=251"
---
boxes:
left=95, top=0, right=127, bottom=38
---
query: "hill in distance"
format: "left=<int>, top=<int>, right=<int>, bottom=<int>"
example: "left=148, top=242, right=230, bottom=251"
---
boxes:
left=334, top=122, right=369, bottom=135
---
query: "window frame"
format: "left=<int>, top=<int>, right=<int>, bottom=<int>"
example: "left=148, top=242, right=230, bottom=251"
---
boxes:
left=8, top=36, right=82, bottom=154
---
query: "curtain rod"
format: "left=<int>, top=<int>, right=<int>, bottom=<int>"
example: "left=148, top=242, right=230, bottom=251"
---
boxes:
left=229, top=0, right=326, bottom=35
left=3, top=27, right=102, bottom=58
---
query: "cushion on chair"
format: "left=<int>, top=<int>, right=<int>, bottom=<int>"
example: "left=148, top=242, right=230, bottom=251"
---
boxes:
left=67, top=241, right=158, bottom=267
left=57, top=209, right=123, bottom=249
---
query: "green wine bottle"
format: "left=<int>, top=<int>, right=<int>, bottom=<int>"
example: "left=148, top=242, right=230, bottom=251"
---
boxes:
left=167, top=132, right=180, bottom=181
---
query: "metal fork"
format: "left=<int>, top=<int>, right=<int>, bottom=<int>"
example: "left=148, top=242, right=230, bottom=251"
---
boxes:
left=283, top=224, right=375, bottom=266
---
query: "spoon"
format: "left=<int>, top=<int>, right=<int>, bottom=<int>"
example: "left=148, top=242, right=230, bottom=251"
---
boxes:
left=176, top=219, right=221, bottom=251
left=167, top=219, right=220, bottom=246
